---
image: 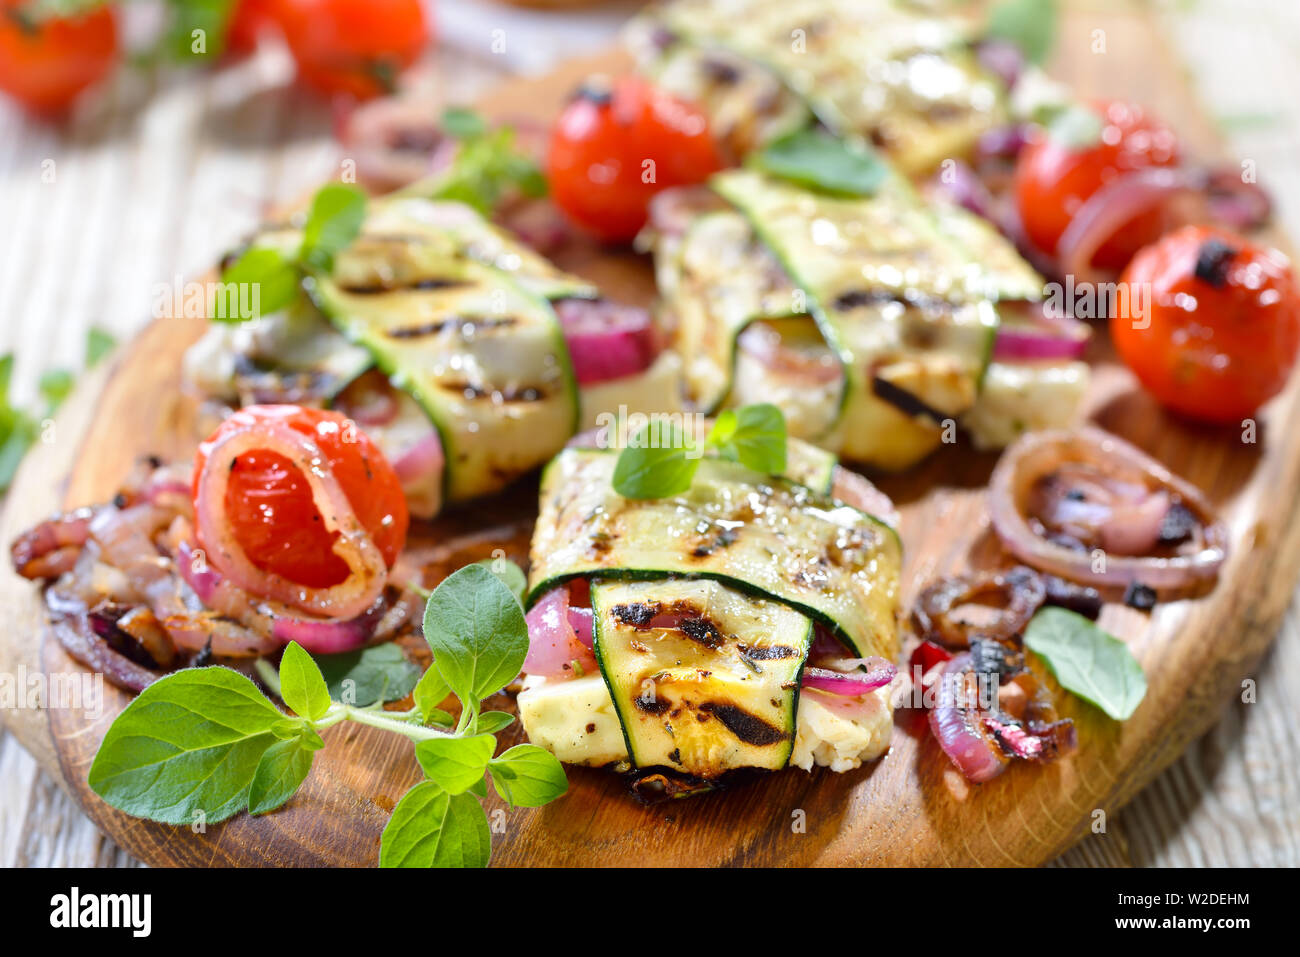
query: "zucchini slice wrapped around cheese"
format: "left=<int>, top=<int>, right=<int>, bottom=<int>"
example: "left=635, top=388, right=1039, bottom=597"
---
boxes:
left=652, top=171, right=1087, bottom=469
left=520, top=439, right=902, bottom=782
left=185, top=196, right=685, bottom=514
left=626, top=0, right=1006, bottom=172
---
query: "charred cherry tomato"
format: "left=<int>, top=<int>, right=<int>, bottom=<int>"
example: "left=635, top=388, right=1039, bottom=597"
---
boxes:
left=1112, top=225, right=1300, bottom=424
left=273, top=0, right=428, bottom=100
left=548, top=76, right=724, bottom=243
left=0, top=1, right=117, bottom=114
left=1015, top=100, right=1180, bottom=269
left=193, top=406, right=408, bottom=588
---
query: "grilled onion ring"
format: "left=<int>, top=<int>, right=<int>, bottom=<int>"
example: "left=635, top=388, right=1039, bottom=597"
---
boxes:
left=913, top=566, right=1046, bottom=649
left=194, top=417, right=388, bottom=620
left=988, top=427, right=1229, bottom=587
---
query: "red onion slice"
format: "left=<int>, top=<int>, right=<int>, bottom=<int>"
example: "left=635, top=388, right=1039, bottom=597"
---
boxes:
left=975, top=39, right=1024, bottom=92
left=567, top=604, right=594, bottom=650
left=193, top=412, right=388, bottom=620
left=270, top=601, right=387, bottom=655
left=928, top=654, right=1008, bottom=782
left=993, top=304, right=1091, bottom=361
left=555, top=298, right=661, bottom=385
left=830, top=467, right=900, bottom=527
left=988, top=426, right=1229, bottom=587
left=927, top=159, right=995, bottom=220
left=1056, top=167, right=1199, bottom=282
left=334, top=371, right=401, bottom=427
left=523, top=586, right=598, bottom=680
left=801, top=658, right=896, bottom=696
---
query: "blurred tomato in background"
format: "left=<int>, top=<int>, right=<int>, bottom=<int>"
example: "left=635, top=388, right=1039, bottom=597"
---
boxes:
left=273, top=0, right=430, bottom=99
left=0, top=0, right=119, bottom=114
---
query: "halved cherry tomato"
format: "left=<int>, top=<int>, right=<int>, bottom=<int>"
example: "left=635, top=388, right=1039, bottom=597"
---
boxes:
left=547, top=76, right=724, bottom=243
left=193, top=406, right=409, bottom=588
left=0, top=1, right=117, bottom=114
left=1015, top=100, right=1180, bottom=269
left=273, top=0, right=428, bottom=100
left=1112, top=225, right=1300, bottom=424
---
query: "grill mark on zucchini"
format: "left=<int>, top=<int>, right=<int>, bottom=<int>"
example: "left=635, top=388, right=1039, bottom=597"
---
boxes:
left=341, top=277, right=472, bottom=295
left=698, top=702, right=787, bottom=746
left=385, top=315, right=520, bottom=339
left=737, top=643, right=797, bottom=660
left=871, top=372, right=950, bottom=424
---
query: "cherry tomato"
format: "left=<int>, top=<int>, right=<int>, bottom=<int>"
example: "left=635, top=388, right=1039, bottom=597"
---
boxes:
left=273, top=0, right=428, bottom=100
left=224, top=0, right=278, bottom=56
left=1015, top=100, right=1180, bottom=269
left=547, top=76, right=724, bottom=243
left=193, top=406, right=409, bottom=588
left=1112, top=226, right=1300, bottom=424
left=0, top=1, right=117, bottom=114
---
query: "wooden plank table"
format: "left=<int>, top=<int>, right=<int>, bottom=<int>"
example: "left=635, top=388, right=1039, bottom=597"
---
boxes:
left=2, top=0, right=1299, bottom=866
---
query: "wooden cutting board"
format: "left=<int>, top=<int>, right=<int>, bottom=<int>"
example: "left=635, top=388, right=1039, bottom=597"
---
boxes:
left=4, top=7, right=1299, bottom=867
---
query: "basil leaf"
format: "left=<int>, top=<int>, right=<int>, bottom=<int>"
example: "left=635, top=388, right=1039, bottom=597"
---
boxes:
left=713, top=402, right=786, bottom=475
left=278, top=641, right=332, bottom=722
left=475, top=711, right=516, bottom=734
left=88, top=667, right=285, bottom=824
left=751, top=129, right=888, bottom=197
left=248, top=736, right=314, bottom=815
left=612, top=422, right=700, bottom=499
left=216, top=247, right=299, bottom=322
left=379, top=783, right=491, bottom=868
left=488, top=744, right=568, bottom=808
left=1045, top=103, right=1104, bottom=150
left=86, top=326, right=116, bottom=367
left=474, top=557, right=527, bottom=607
left=442, top=106, right=488, bottom=139
left=1024, top=606, right=1147, bottom=720
left=413, top=665, right=453, bottom=724
left=38, top=368, right=74, bottom=414
left=423, top=563, right=531, bottom=706
left=429, top=127, right=546, bottom=215
left=316, top=643, right=421, bottom=707
left=986, top=0, right=1058, bottom=65
left=414, top=734, right=495, bottom=794
left=300, top=183, right=367, bottom=273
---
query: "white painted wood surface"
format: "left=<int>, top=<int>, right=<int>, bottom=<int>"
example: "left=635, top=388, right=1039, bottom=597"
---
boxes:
left=2, top=0, right=1298, bottom=867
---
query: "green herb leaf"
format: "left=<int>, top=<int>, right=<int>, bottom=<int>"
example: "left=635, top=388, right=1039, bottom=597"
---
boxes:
left=427, top=127, right=547, bottom=215
left=315, top=643, right=422, bottom=707
left=413, top=665, right=453, bottom=724
left=248, top=736, right=314, bottom=815
left=422, top=563, right=531, bottom=706
left=38, top=368, right=74, bottom=414
left=87, top=667, right=285, bottom=824
left=442, top=106, right=488, bottom=139
left=414, top=734, right=495, bottom=794
left=487, top=744, right=568, bottom=808
left=475, top=711, right=516, bottom=734
left=986, top=0, right=1058, bottom=65
left=712, top=402, right=786, bottom=475
left=612, top=422, right=700, bottom=500
left=216, top=247, right=300, bottom=322
left=278, top=641, right=332, bottom=722
left=0, top=354, right=37, bottom=493
left=86, top=326, right=116, bottom=367
left=379, top=782, right=491, bottom=868
left=1044, top=102, right=1103, bottom=150
left=750, top=129, right=889, bottom=197
left=474, top=557, right=527, bottom=606
left=300, top=183, right=367, bottom=273
left=1024, top=606, right=1147, bottom=720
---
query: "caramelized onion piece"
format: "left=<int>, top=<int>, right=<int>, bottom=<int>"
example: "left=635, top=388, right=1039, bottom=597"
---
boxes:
left=988, top=427, right=1228, bottom=587
left=913, top=566, right=1045, bottom=649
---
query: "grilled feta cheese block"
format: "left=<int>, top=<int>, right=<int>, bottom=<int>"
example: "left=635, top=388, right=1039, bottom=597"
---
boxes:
left=517, top=672, right=894, bottom=773
left=961, top=360, right=1091, bottom=451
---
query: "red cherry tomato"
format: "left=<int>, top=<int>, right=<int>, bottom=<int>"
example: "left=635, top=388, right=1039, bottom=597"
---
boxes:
left=193, top=406, right=409, bottom=588
left=547, top=76, right=724, bottom=243
left=1112, top=225, right=1300, bottom=424
left=1015, top=100, right=1180, bottom=269
left=224, top=0, right=278, bottom=56
left=273, top=0, right=428, bottom=100
left=0, top=1, right=117, bottom=114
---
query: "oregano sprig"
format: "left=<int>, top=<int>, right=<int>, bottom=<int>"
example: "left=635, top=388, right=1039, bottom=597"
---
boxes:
left=87, top=559, right=567, bottom=867
left=612, top=403, right=788, bottom=499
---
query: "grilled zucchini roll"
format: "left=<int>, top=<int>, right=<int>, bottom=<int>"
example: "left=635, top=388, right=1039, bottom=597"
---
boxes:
left=186, top=197, right=684, bottom=516
left=650, top=170, right=1088, bottom=470
left=626, top=0, right=1005, bottom=172
left=518, top=438, right=902, bottom=783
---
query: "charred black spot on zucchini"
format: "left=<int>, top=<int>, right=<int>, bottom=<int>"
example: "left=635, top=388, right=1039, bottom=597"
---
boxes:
left=591, top=579, right=813, bottom=776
